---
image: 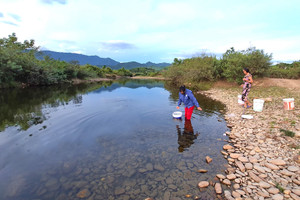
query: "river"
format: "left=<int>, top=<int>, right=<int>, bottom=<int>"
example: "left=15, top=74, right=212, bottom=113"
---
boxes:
left=0, top=79, right=229, bottom=200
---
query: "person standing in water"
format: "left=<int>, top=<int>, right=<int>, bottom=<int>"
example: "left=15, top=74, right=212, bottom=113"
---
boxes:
left=241, top=68, right=253, bottom=108
left=176, top=85, right=202, bottom=120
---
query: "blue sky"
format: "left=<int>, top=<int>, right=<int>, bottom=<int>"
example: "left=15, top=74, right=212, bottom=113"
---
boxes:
left=0, top=0, right=299, bottom=63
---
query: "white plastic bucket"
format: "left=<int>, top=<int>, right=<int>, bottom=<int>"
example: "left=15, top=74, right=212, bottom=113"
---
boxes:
left=238, top=95, right=244, bottom=105
left=253, top=99, right=264, bottom=112
left=283, top=98, right=294, bottom=110
left=172, top=111, right=182, bottom=119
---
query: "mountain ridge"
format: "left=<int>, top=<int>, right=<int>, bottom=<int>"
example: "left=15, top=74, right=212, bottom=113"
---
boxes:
left=39, top=50, right=170, bottom=70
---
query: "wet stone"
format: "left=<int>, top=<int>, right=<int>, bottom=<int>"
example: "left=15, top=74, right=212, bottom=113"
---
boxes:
left=76, top=189, right=91, bottom=198
left=223, top=144, right=234, bottom=150
left=114, top=187, right=125, bottom=195
left=154, top=163, right=165, bottom=171
left=216, top=174, right=226, bottom=179
left=198, top=181, right=209, bottom=188
left=206, top=156, right=212, bottom=163
left=146, top=163, right=153, bottom=171
left=215, top=183, right=222, bottom=194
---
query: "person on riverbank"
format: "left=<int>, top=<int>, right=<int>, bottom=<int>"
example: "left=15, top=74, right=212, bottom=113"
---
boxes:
left=241, top=68, right=253, bottom=108
left=176, top=85, right=202, bottom=120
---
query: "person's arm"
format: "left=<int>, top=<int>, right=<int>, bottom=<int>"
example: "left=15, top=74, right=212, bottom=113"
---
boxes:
left=188, top=91, right=202, bottom=110
left=248, top=75, right=253, bottom=84
left=177, top=93, right=182, bottom=109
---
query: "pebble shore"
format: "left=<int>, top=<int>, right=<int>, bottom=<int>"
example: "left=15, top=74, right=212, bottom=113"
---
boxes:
left=202, top=88, right=300, bottom=200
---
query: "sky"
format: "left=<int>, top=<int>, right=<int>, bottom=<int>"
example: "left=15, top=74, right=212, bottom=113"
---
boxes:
left=0, top=0, right=300, bottom=63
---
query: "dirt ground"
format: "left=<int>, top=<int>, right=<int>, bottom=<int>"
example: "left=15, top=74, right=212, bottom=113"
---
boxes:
left=213, top=78, right=300, bottom=91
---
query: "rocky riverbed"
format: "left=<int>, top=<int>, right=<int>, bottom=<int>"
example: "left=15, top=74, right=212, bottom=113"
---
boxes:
left=202, top=88, right=300, bottom=200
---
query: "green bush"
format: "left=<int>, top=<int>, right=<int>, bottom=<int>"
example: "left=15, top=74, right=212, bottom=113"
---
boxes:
left=267, top=61, right=300, bottom=79
left=220, top=47, right=272, bottom=84
left=163, top=55, right=217, bottom=86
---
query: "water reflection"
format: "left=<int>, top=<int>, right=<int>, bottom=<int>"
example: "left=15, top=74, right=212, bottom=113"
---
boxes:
left=0, top=82, right=111, bottom=131
left=0, top=79, right=229, bottom=200
left=177, top=120, right=199, bottom=152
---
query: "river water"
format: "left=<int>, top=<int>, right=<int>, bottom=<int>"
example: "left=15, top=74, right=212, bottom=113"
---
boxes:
left=0, top=79, right=229, bottom=200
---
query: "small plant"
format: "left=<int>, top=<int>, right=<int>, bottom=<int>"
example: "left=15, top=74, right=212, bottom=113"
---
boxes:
left=275, top=183, right=284, bottom=193
left=289, top=144, right=300, bottom=150
left=280, top=129, right=295, bottom=137
left=291, top=121, right=296, bottom=126
left=270, top=121, right=276, bottom=128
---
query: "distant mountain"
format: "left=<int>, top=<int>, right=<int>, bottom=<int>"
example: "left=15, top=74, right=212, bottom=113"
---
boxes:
left=38, top=50, right=119, bottom=66
left=37, top=50, right=170, bottom=70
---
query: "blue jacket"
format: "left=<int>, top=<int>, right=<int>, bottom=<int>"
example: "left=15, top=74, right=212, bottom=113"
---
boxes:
left=177, top=89, right=200, bottom=108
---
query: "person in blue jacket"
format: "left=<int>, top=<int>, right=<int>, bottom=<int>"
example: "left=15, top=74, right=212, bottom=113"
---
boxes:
left=176, top=85, right=202, bottom=120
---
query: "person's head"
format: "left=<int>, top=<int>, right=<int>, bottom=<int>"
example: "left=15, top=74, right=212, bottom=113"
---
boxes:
left=179, top=85, right=186, bottom=94
left=243, top=68, right=250, bottom=75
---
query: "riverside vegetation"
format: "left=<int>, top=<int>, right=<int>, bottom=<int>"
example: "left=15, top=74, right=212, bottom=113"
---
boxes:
left=0, top=33, right=161, bottom=88
left=1, top=33, right=300, bottom=89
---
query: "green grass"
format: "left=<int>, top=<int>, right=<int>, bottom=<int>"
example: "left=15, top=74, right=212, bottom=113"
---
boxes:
left=275, top=183, right=285, bottom=193
left=270, top=121, right=276, bottom=128
left=280, top=129, right=295, bottom=137
left=291, top=121, right=296, bottom=126
left=289, top=144, right=300, bottom=150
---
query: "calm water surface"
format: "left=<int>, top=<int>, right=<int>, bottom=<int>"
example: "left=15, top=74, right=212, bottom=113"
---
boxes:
left=0, top=79, right=229, bottom=200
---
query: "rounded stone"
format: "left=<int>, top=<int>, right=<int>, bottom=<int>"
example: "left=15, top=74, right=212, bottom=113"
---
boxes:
left=270, top=159, right=286, bottom=166
left=230, top=153, right=241, bottom=159
left=198, top=181, right=209, bottom=188
left=268, top=187, right=279, bottom=194
left=259, top=181, right=271, bottom=188
left=223, top=144, right=234, bottom=150
left=238, top=157, right=249, bottom=162
left=271, top=194, right=284, bottom=200
left=292, top=189, right=300, bottom=196
left=216, top=174, right=226, bottom=179
left=223, top=179, right=231, bottom=185
left=287, top=166, right=299, bottom=172
left=245, top=163, right=253, bottom=170
left=227, top=174, right=236, bottom=180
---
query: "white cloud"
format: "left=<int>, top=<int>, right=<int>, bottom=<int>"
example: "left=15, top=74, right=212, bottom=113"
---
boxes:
left=1, top=0, right=300, bottom=62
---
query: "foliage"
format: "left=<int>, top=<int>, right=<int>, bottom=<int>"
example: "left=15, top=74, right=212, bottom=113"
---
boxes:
left=280, top=128, right=295, bottom=137
left=163, top=55, right=218, bottom=87
left=275, top=183, right=284, bottom=193
left=267, top=61, right=300, bottom=79
left=164, top=47, right=273, bottom=86
left=220, top=47, right=272, bottom=84
left=0, top=33, right=132, bottom=88
left=116, top=67, right=132, bottom=77
left=129, top=67, right=160, bottom=76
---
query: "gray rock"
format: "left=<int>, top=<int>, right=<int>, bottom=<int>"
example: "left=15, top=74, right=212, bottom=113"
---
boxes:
left=265, top=163, right=280, bottom=170
left=271, top=194, right=284, bottom=200
left=259, top=181, right=271, bottom=189
left=287, top=166, right=299, bottom=172
left=292, top=189, right=300, bottom=196
left=268, top=187, right=279, bottom=194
